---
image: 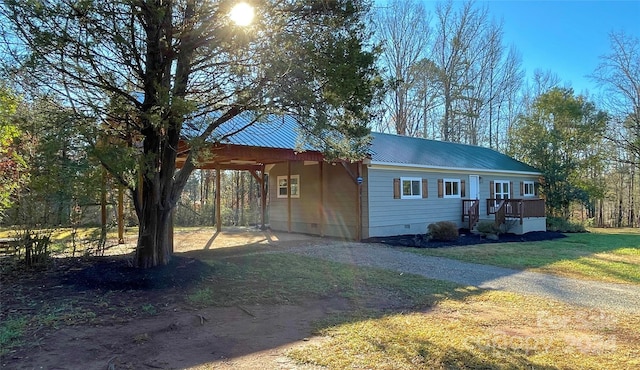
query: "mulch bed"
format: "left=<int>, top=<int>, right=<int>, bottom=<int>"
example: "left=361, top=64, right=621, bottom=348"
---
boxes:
left=1, top=255, right=216, bottom=296
left=364, top=231, right=567, bottom=248
left=61, top=255, right=217, bottom=291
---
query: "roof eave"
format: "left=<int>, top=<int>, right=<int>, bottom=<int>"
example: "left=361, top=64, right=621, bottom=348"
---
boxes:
left=367, top=160, right=542, bottom=176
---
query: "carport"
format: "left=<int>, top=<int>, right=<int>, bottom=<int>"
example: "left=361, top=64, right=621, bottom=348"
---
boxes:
left=174, top=138, right=327, bottom=234
left=107, top=115, right=365, bottom=243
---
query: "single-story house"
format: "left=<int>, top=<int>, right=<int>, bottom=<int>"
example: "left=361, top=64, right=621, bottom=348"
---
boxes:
left=177, top=115, right=546, bottom=239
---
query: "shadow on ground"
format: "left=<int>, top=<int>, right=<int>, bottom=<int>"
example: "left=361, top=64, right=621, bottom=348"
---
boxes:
left=0, top=230, right=574, bottom=369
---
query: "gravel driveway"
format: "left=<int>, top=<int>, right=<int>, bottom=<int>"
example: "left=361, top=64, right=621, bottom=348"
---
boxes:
left=283, top=241, right=640, bottom=314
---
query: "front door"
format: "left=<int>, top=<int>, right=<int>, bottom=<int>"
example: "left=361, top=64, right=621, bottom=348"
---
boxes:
left=469, top=175, right=480, bottom=200
left=493, top=180, right=511, bottom=211
left=494, top=180, right=510, bottom=201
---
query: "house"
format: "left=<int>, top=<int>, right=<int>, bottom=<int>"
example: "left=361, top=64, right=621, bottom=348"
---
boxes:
left=177, top=115, right=546, bottom=239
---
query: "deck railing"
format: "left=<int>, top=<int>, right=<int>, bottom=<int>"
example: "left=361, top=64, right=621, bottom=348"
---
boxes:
left=461, top=200, right=480, bottom=230
left=486, top=199, right=546, bottom=225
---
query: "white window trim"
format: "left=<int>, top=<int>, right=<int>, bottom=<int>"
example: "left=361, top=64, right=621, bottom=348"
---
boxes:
left=494, top=180, right=510, bottom=199
left=276, top=175, right=300, bottom=198
left=443, top=178, right=461, bottom=198
left=523, top=181, right=535, bottom=197
left=400, top=177, right=422, bottom=199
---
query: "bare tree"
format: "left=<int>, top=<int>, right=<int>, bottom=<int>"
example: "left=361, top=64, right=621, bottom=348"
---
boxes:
left=432, top=0, right=490, bottom=142
left=590, top=31, right=640, bottom=227
left=373, top=0, right=431, bottom=136
left=457, top=20, right=501, bottom=145
left=492, top=45, right=524, bottom=151
left=591, top=31, right=640, bottom=164
left=411, top=57, right=442, bottom=138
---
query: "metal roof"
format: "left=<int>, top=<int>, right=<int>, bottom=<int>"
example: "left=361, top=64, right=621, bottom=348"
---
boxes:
left=368, top=132, right=540, bottom=174
left=203, top=114, right=539, bottom=174
left=211, top=113, right=307, bottom=150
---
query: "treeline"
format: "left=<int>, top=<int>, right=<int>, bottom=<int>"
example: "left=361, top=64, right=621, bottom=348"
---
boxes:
left=1, top=0, right=638, bottom=229
left=373, top=0, right=524, bottom=149
left=175, top=170, right=263, bottom=227
left=0, top=91, right=263, bottom=229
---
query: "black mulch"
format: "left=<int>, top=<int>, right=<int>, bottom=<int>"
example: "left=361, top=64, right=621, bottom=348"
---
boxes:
left=363, top=231, right=567, bottom=248
left=60, top=255, right=216, bottom=291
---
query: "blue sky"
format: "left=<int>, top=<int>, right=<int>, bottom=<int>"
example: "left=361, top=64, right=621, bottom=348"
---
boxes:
left=482, top=0, right=640, bottom=95
left=376, top=0, right=640, bottom=95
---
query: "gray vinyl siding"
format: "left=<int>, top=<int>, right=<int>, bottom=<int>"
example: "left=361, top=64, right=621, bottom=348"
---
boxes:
left=267, top=161, right=358, bottom=239
left=366, top=168, right=460, bottom=237
left=365, top=167, right=541, bottom=237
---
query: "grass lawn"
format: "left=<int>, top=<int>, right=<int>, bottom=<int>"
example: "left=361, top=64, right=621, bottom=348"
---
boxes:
left=187, top=251, right=464, bottom=308
left=406, top=228, right=640, bottom=285
left=186, top=248, right=639, bottom=369
left=2, top=228, right=639, bottom=368
left=288, top=289, right=640, bottom=369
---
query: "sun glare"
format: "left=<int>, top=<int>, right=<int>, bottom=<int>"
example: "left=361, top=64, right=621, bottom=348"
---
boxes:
left=230, top=2, right=255, bottom=26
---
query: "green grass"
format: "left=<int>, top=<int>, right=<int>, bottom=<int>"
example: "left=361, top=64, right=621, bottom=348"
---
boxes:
left=0, top=317, right=27, bottom=356
left=188, top=252, right=466, bottom=307
left=407, top=230, right=640, bottom=284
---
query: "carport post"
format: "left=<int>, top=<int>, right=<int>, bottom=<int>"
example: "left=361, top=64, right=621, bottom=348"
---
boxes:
left=319, top=160, right=324, bottom=237
left=215, top=167, right=222, bottom=233
left=117, top=185, right=125, bottom=244
left=287, top=160, right=292, bottom=233
left=261, top=166, right=267, bottom=230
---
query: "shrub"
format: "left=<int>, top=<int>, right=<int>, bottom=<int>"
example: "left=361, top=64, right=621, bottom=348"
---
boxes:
left=475, top=221, right=501, bottom=236
left=427, top=221, right=459, bottom=241
left=546, top=217, right=587, bottom=233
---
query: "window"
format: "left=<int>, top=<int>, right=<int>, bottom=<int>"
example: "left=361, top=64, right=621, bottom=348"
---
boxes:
left=494, top=180, right=510, bottom=200
left=401, top=177, right=422, bottom=199
left=523, top=181, right=535, bottom=197
left=443, top=178, right=461, bottom=198
left=277, top=175, right=300, bottom=198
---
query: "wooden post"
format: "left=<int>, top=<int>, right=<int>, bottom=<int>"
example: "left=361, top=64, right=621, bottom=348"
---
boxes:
left=100, top=169, right=107, bottom=235
left=261, top=166, right=267, bottom=230
left=340, top=161, right=363, bottom=241
left=319, top=161, right=324, bottom=237
left=215, top=167, right=222, bottom=233
left=356, top=162, right=362, bottom=241
left=169, top=208, right=174, bottom=253
left=287, top=160, right=292, bottom=233
left=117, top=185, right=124, bottom=244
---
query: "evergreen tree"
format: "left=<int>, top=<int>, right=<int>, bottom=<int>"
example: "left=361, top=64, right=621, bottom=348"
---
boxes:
left=1, top=0, right=381, bottom=267
left=508, top=88, right=607, bottom=218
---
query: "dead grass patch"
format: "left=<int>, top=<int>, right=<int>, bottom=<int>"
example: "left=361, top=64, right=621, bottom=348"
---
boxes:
left=289, top=290, right=640, bottom=369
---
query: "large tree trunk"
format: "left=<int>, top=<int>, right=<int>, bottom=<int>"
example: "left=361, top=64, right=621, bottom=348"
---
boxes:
left=134, top=129, right=181, bottom=268
left=132, top=0, right=196, bottom=268
left=136, top=198, right=173, bottom=268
